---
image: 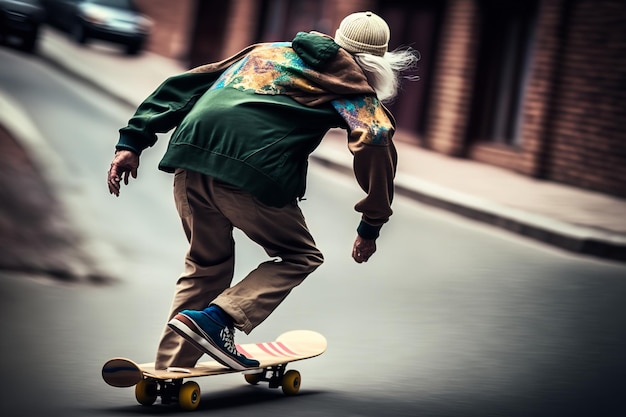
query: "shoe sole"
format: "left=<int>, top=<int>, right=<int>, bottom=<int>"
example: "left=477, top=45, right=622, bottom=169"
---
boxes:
left=168, top=314, right=256, bottom=371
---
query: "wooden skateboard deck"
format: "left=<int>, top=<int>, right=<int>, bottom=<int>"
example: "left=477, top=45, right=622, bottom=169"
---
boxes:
left=102, top=330, right=326, bottom=411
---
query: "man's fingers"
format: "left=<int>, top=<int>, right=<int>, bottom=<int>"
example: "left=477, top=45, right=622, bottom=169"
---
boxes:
left=109, top=163, right=137, bottom=190
left=108, top=178, right=120, bottom=196
left=352, top=236, right=377, bottom=263
left=108, top=171, right=120, bottom=195
left=352, top=245, right=368, bottom=263
left=355, top=251, right=371, bottom=263
left=107, top=150, right=140, bottom=197
left=123, top=167, right=138, bottom=184
left=107, top=164, right=123, bottom=196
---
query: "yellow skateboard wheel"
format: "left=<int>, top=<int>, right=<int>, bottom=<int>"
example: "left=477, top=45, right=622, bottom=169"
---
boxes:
left=281, top=370, right=301, bottom=396
left=134, top=379, right=157, bottom=406
left=244, top=373, right=263, bottom=385
left=178, top=381, right=201, bottom=411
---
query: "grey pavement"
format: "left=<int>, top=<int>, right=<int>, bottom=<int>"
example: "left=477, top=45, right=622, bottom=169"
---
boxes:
left=6, top=27, right=626, bottom=262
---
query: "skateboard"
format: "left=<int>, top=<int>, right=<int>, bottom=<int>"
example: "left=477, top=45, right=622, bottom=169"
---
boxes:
left=102, top=330, right=326, bottom=411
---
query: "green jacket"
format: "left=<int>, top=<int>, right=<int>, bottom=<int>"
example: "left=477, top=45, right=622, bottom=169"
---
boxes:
left=116, top=32, right=397, bottom=239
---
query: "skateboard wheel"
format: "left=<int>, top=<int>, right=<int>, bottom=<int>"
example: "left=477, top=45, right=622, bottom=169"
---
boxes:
left=244, top=372, right=263, bottom=385
left=178, top=381, right=201, bottom=411
left=281, top=370, right=301, bottom=396
left=135, top=379, right=157, bottom=406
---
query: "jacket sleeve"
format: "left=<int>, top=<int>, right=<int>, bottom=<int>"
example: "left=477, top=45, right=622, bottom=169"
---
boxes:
left=116, top=44, right=266, bottom=154
left=116, top=71, right=222, bottom=154
left=331, top=96, right=398, bottom=239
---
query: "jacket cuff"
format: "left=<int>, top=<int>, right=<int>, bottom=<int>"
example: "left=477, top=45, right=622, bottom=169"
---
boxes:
left=357, top=220, right=381, bottom=240
left=115, top=144, right=141, bottom=155
left=116, top=132, right=146, bottom=155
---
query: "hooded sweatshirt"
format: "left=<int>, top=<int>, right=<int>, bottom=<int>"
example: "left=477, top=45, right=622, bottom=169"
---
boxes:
left=116, top=31, right=397, bottom=239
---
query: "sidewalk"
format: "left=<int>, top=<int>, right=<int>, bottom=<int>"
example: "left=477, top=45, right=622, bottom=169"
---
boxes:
left=32, top=28, right=626, bottom=262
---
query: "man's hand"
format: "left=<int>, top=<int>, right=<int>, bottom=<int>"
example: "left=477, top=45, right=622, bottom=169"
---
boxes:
left=107, top=149, right=139, bottom=196
left=352, top=235, right=377, bottom=263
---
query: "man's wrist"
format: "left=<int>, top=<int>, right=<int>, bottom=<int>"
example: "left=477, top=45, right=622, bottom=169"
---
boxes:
left=357, top=220, right=381, bottom=240
left=115, top=146, right=140, bottom=156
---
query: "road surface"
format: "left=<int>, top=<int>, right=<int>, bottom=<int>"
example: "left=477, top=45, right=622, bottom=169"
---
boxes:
left=1, top=40, right=625, bottom=417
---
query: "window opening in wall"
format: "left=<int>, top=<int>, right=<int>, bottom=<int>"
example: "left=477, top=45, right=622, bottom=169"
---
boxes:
left=469, top=0, right=538, bottom=147
left=256, top=0, right=325, bottom=42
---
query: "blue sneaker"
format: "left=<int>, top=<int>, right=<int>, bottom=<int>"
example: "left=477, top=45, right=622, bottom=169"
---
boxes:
left=168, top=308, right=260, bottom=370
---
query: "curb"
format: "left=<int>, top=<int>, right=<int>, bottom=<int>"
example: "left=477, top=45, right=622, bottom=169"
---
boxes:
left=311, top=152, right=626, bottom=263
left=394, top=175, right=626, bottom=262
left=0, top=91, right=70, bottom=191
left=37, top=52, right=137, bottom=109
left=0, top=90, right=115, bottom=282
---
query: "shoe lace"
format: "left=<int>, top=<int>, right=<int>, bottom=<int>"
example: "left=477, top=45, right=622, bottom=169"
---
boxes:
left=220, top=327, right=241, bottom=357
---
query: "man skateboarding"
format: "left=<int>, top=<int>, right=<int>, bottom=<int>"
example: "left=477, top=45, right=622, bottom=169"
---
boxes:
left=107, top=11, right=418, bottom=371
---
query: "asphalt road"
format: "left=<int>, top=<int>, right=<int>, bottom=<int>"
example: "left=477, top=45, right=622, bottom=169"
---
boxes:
left=1, top=41, right=626, bottom=417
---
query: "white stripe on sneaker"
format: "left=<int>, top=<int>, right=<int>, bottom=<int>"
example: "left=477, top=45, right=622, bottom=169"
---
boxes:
left=168, top=317, right=249, bottom=371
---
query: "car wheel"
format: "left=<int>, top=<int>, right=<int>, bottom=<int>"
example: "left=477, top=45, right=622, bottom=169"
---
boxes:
left=21, top=27, right=40, bottom=53
left=0, top=21, right=6, bottom=44
left=125, top=41, right=143, bottom=55
left=72, top=22, right=87, bottom=45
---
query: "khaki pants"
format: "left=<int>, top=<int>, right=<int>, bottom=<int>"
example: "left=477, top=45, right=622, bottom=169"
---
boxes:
left=155, top=169, right=324, bottom=369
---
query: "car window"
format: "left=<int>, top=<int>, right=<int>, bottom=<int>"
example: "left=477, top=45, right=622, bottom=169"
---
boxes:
left=88, top=0, right=137, bottom=11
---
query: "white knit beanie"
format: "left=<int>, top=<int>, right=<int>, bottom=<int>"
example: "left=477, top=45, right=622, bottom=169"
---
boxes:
left=334, top=11, right=390, bottom=57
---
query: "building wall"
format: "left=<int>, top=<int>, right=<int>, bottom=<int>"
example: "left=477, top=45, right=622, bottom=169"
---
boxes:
left=425, top=0, right=626, bottom=197
left=134, top=0, right=195, bottom=60
left=221, top=0, right=262, bottom=58
left=540, top=0, right=626, bottom=196
left=467, top=0, right=564, bottom=177
left=424, top=0, right=480, bottom=156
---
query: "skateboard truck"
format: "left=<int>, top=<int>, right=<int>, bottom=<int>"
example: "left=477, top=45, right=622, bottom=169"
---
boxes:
left=243, top=363, right=301, bottom=392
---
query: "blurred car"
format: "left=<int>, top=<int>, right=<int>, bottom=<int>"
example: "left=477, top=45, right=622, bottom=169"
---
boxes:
left=42, top=0, right=151, bottom=55
left=0, top=0, right=45, bottom=52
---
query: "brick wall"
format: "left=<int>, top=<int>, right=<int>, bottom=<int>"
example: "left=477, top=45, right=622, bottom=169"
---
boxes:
left=426, top=0, right=626, bottom=197
left=424, top=0, right=480, bottom=156
left=134, top=0, right=194, bottom=59
left=540, top=0, right=626, bottom=196
left=469, top=0, right=565, bottom=177
left=333, top=0, right=376, bottom=22
left=195, top=0, right=375, bottom=61
left=221, top=0, right=261, bottom=57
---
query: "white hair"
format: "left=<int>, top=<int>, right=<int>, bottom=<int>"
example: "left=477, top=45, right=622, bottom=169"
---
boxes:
left=353, top=47, right=420, bottom=103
